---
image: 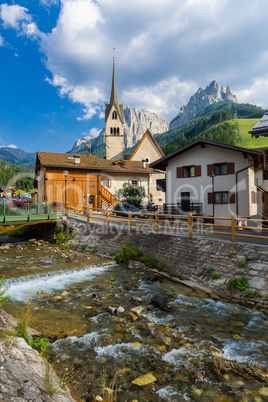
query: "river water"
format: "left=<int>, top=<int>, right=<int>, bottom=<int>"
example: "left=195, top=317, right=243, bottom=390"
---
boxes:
left=1, top=243, right=268, bottom=401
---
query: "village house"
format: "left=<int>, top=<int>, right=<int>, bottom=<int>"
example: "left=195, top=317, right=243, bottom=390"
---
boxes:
left=249, top=113, right=268, bottom=217
left=150, top=139, right=262, bottom=220
left=35, top=59, right=165, bottom=209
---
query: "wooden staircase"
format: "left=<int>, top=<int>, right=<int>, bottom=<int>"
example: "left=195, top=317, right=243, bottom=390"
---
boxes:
left=100, top=185, right=119, bottom=211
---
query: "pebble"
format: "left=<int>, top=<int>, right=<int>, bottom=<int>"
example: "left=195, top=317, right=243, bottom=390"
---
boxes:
left=131, top=306, right=144, bottom=315
left=132, top=372, right=157, bottom=387
left=259, top=387, right=268, bottom=397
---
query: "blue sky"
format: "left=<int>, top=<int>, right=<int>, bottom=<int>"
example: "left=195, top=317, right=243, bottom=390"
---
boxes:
left=1, top=0, right=268, bottom=153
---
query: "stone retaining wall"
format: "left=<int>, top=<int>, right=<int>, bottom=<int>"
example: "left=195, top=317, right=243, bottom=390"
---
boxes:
left=68, top=221, right=268, bottom=308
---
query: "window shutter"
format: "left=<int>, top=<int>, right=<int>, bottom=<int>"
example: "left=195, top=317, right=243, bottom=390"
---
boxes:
left=108, top=180, right=111, bottom=188
left=176, top=167, right=183, bottom=178
left=229, top=192, right=235, bottom=203
left=208, top=192, right=213, bottom=204
left=251, top=191, right=254, bottom=204
left=227, top=162, right=235, bottom=175
left=128, top=180, right=132, bottom=185
left=255, top=192, right=258, bottom=204
left=195, top=165, right=202, bottom=177
left=138, top=180, right=141, bottom=187
left=207, top=164, right=214, bottom=176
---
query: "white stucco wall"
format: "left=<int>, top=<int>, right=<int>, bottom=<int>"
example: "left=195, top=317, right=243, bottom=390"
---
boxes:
left=105, top=104, right=124, bottom=160
left=166, top=144, right=256, bottom=218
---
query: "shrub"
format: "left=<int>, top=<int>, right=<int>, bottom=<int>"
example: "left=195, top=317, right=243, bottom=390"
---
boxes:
left=228, top=252, right=236, bottom=259
left=211, top=272, right=221, bottom=279
left=115, top=241, right=141, bottom=264
left=205, top=266, right=215, bottom=274
left=242, top=290, right=262, bottom=298
left=228, top=276, right=249, bottom=292
left=28, top=336, right=50, bottom=356
left=52, top=225, right=74, bottom=244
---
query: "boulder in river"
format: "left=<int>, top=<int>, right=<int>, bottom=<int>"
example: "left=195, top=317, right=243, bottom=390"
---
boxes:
left=151, top=292, right=169, bottom=309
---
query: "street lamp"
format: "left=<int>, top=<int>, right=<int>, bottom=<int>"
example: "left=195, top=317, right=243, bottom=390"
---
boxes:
left=63, top=170, right=69, bottom=210
left=210, top=171, right=215, bottom=217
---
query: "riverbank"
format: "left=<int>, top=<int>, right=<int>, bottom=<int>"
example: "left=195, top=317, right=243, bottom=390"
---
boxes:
left=0, top=309, right=76, bottom=401
left=67, top=220, right=268, bottom=310
left=1, top=227, right=268, bottom=401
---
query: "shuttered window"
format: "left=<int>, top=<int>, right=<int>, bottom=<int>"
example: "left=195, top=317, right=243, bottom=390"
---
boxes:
left=176, top=165, right=201, bottom=178
left=207, top=162, right=235, bottom=176
left=208, top=192, right=235, bottom=204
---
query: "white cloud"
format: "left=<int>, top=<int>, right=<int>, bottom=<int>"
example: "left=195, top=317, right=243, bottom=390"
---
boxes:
left=2, top=0, right=268, bottom=125
left=236, top=76, right=268, bottom=108
left=123, top=78, right=197, bottom=122
left=89, top=128, right=101, bottom=138
left=0, top=34, right=4, bottom=46
left=39, top=0, right=59, bottom=6
left=0, top=4, right=31, bottom=29
left=0, top=144, right=17, bottom=149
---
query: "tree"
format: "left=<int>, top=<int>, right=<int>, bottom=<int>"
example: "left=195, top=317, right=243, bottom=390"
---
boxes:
left=117, top=183, right=145, bottom=208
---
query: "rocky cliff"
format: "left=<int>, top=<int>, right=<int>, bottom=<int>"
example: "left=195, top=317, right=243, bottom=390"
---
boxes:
left=169, top=81, right=238, bottom=130
left=69, top=106, right=168, bottom=154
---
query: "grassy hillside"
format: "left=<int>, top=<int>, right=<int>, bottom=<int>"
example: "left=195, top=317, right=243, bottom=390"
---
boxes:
left=238, top=119, right=268, bottom=149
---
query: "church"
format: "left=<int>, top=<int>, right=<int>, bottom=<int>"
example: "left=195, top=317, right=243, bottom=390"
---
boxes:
left=35, top=59, right=165, bottom=209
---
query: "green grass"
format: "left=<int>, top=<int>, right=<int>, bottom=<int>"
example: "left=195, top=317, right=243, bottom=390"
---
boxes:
left=238, top=119, right=268, bottom=148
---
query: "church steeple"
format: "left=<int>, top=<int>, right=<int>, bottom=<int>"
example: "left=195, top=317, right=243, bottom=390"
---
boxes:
left=105, top=58, right=124, bottom=124
left=110, top=58, right=119, bottom=108
left=105, top=58, right=124, bottom=160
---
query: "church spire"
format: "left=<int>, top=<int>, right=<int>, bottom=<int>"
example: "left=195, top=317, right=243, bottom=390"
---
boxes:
left=105, top=57, right=124, bottom=123
left=110, top=57, right=119, bottom=108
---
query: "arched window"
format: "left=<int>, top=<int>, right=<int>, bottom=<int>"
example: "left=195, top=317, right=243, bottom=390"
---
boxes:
left=117, top=128, right=119, bottom=135
left=112, top=111, right=117, bottom=119
left=110, top=127, right=113, bottom=135
left=113, top=127, right=117, bottom=135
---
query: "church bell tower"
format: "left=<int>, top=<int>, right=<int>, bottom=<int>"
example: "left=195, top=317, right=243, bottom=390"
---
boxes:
left=105, top=58, right=124, bottom=160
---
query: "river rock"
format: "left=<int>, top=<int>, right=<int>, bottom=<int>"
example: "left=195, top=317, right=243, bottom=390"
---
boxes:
left=85, top=307, right=101, bottom=318
left=108, top=306, right=117, bottom=314
left=131, top=306, right=144, bottom=315
left=116, top=306, right=125, bottom=314
left=132, top=372, right=157, bottom=387
left=259, top=387, right=268, bottom=397
left=132, top=296, right=143, bottom=303
left=151, top=292, right=169, bottom=309
left=128, top=312, right=138, bottom=322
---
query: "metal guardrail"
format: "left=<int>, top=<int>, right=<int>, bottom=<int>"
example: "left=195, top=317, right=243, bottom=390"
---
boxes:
left=0, top=202, right=61, bottom=224
left=67, top=204, right=268, bottom=243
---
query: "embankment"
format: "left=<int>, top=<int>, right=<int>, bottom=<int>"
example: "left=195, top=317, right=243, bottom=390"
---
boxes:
left=68, top=221, right=268, bottom=308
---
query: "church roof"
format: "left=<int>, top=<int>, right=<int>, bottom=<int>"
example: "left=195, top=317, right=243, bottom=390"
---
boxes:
left=105, top=58, right=124, bottom=123
left=130, top=129, right=164, bottom=160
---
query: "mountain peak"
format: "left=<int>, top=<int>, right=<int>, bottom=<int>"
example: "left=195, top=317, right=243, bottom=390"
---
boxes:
left=170, top=81, right=238, bottom=129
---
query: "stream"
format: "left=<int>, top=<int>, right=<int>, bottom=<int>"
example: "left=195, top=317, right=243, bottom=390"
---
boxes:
left=1, top=241, right=268, bottom=401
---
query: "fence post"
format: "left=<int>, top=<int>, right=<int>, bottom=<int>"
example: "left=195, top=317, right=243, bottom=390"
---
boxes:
left=231, top=215, right=236, bottom=242
left=88, top=208, right=91, bottom=222
left=27, top=203, right=30, bottom=222
left=128, top=211, right=132, bottom=230
left=188, top=213, right=193, bottom=238
left=155, top=212, right=159, bottom=233
left=107, top=210, right=110, bottom=226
